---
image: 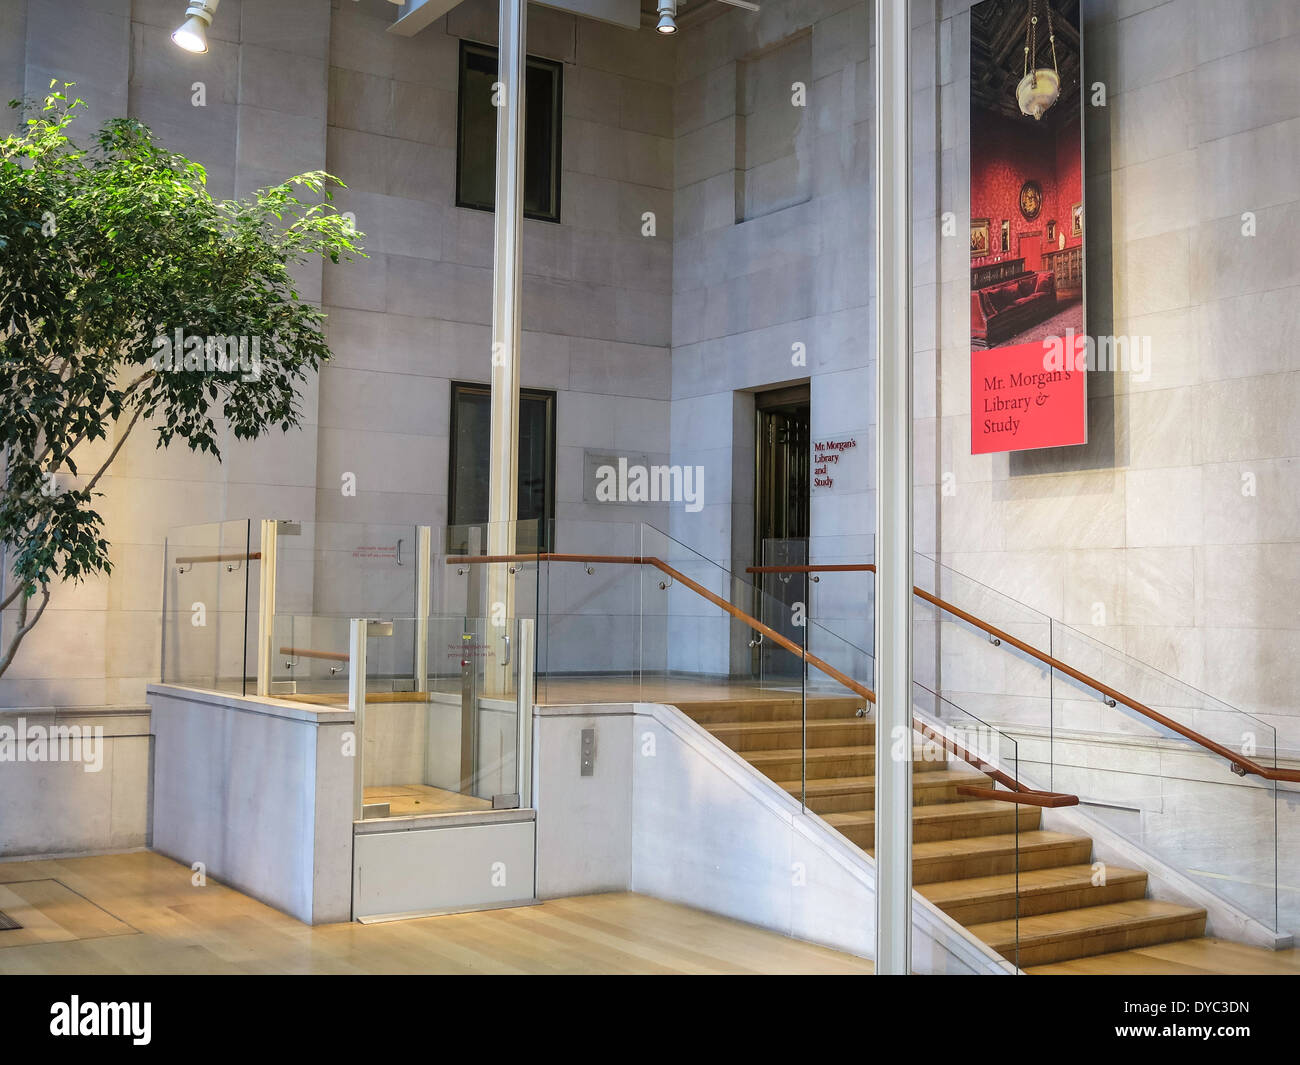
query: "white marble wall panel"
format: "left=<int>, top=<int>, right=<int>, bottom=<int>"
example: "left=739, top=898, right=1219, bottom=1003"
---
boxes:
left=0, top=707, right=152, bottom=857
left=0, top=0, right=674, bottom=720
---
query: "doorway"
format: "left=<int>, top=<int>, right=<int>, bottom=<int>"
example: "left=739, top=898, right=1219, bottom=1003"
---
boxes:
left=1019, top=232, right=1042, bottom=272
left=753, top=385, right=810, bottom=683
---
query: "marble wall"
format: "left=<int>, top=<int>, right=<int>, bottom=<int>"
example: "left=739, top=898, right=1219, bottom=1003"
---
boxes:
left=913, top=0, right=1300, bottom=755
left=667, top=0, right=876, bottom=675
left=0, top=707, right=152, bottom=856
left=316, top=0, right=674, bottom=540
left=0, top=0, right=675, bottom=708
left=663, top=0, right=1300, bottom=748
left=1, top=0, right=331, bottom=709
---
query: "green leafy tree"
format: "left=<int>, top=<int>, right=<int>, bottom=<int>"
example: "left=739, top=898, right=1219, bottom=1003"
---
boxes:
left=0, top=86, right=362, bottom=676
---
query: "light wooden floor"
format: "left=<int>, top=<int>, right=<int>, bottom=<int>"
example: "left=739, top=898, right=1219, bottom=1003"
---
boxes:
left=364, top=784, right=490, bottom=816
left=0, top=852, right=872, bottom=975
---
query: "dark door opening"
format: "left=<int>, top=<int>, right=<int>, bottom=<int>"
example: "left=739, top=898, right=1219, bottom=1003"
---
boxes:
left=753, top=386, right=811, bottom=682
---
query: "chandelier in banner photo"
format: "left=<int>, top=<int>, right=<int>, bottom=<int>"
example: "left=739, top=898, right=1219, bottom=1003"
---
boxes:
left=1017, top=0, right=1062, bottom=120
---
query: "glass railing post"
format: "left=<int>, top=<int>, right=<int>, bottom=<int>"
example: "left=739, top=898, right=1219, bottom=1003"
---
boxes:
left=414, top=525, right=432, bottom=693
left=1047, top=620, right=1055, bottom=793
left=348, top=616, right=368, bottom=822
left=161, top=532, right=172, bottom=685
left=801, top=601, right=808, bottom=811
left=240, top=519, right=252, bottom=696
left=459, top=622, right=477, bottom=793
left=255, top=518, right=279, bottom=698
left=517, top=617, right=535, bottom=807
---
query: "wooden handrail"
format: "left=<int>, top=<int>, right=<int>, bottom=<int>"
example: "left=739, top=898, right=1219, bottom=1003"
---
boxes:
left=746, top=563, right=1300, bottom=785
left=279, top=645, right=349, bottom=663
left=451, top=552, right=1075, bottom=804
left=175, top=551, right=262, bottom=565
left=747, top=564, right=875, bottom=573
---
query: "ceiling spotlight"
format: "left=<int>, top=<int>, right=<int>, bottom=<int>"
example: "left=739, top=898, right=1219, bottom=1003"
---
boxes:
left=172, top=0, right=220, bottom=54
left=656, top=0, right=677, bottom=34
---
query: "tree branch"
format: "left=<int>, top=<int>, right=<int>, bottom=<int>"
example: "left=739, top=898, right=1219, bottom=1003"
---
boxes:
left=0, top=584, right=51, bottom=678
left=0, top=581, right=27, bottom=613
left=30, top=368, right=157, bottom=471
left=84, top=401, right=146, bottom=494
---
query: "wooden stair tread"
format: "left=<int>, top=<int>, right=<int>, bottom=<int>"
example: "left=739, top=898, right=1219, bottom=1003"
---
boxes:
left=919, top=865, right=1146, bottom=906
left=744, top=744, right=948, bottom=771
left=687, top=697, right=1226, bottom=969
left=743, top=744, right=871, bottom=763
left=705, top=720, right=871, bottom=748
left=907, top=830, right=1091, bottom=861
left=968, top=899, right=1208, bottom=952
left=706, top=719, right=867, bottom=735
left=824, top=799, right=1035, bottom=828
left=777, top=769, right=989, bottom=795
left=1024, top=937, right=1300, bottom=976
left=675, top=696, right=865, bottom=723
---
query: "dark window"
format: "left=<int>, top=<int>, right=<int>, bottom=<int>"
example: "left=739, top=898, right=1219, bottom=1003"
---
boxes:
left=448, top=383, right=556, bottom=551
left=456, top=41, right=563, bottom=224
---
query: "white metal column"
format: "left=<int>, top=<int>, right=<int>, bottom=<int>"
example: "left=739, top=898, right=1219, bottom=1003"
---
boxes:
left=486, top=0, right=527, bottom=687
left=874, top=0, right=913, bottom=975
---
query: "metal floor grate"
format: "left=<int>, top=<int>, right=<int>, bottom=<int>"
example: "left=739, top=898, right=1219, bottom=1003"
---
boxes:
left=0, top=910, right=20, bottom=931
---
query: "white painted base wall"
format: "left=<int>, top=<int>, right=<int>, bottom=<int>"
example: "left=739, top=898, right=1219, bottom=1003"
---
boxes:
left=148, top=684, right=354, bottom=925
left=532, top=702, right=1015, bottom=974
left=353, top=814, right=536, bottom=920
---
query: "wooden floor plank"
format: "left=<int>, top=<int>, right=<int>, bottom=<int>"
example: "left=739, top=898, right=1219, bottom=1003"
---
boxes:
left=0, top=852, right=872, bottom=975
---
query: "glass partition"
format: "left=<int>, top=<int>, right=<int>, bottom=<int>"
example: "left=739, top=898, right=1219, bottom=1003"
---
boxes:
left=438, top=519, right=541, bottom=629
left=910, top=554, right=1055, bottom=779
left=755, top=537, right=808, bottom=688
left=274, top=520, right=420, bottom=620
left=534, top=519, right=640, bottom=703
left=266, top=611, right=532, bottom=821
left=355, top=614, right=530, bottom=821
left=1048, top=619, right=1281, bottom=933
left=638, top=522, right=811, bottom=702
left=756, top=536, right=876, bottom=681
left=271, top=614, right=355, bottom=702
left=911, top=683, right=1022, bottom=973
left=162, top=519, right=254, bottom=693
left=802, top=547, right=1287, bottom=939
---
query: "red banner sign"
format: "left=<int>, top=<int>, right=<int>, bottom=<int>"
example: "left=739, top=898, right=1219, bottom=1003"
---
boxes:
left=969, top=0, right=1086, bottom=454
left=971, top=335, right=1086, bottom=454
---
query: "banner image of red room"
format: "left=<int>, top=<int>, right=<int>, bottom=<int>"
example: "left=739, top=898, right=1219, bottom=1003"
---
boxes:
left=969, top=0, right=1086, bottom=455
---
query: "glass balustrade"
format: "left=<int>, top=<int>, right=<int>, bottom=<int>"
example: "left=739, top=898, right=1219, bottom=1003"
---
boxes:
left=159, top=513, right=1290, bottom=955
left=911, top=683, right=1023, bottom=973
left=274, top=519, right=420, bottom=621
left=350, top=614, right=532, bottom=821
left=162, top=519, right=254, bottom=694
left=782, top=543, right=1289, bottom=940
left=1048, top=620, right=1283, bottom=935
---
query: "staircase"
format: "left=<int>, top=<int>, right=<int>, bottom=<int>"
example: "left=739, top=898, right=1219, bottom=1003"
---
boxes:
left=676, top=694, right=1209, bottom=970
